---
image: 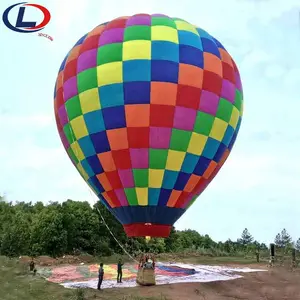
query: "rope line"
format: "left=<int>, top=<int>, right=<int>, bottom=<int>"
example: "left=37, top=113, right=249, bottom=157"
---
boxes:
left=65, top=121, right=138, bottom=263
left=89, top=190, right=138, bottom=263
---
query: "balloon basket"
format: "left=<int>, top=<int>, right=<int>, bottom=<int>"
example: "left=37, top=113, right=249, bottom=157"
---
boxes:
left=136, top=267, right=156, bottom=286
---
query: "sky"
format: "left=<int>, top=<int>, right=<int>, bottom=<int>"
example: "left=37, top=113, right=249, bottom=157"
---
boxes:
left=0, top=0, right=300, bottom=244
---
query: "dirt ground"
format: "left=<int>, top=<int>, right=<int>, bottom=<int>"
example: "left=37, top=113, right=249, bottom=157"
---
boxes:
left=91, top=265, right=300, bottom=300
left=19, top=254, right=95, bottom=266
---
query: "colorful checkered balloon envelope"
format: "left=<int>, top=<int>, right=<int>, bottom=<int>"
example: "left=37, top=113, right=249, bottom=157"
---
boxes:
left=54, top=13, right=244, bottom=238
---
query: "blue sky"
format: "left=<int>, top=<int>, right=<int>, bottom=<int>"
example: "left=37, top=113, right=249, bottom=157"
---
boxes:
left=0, top=0, right=300, bottom=244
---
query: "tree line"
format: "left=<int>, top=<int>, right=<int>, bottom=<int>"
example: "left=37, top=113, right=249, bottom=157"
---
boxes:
left=0, top=197, right=299, bottom=258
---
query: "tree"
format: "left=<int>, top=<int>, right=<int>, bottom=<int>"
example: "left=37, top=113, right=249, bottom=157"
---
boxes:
left=281, top=229, right=292, bottom=247
left=260, top=243, right=268, bottom=250
left=164, top=227, right=180, bottom=252
left=224, top=239, right=234, bottom=253
left=239, top=228, right=254, bottom=246
left=1, top=228, right=16, bottom=257
left=177, top=230, right=204, bottom=249
left=275, top=229, right=292, bottom=248
left=30, top=208, right=68, bottom=257
left=295, top=238, right=300, bottom=251
left=202, top=234, right=216, bottom=249
left=62, top=200, right=104, bottom=254
left=0, top=198, right=293, bottom=259
left=274, top=233, right=283, bottom=248
left=0, top=211, right=30, bottom=257
left=147, top=238, right=166, bottom=254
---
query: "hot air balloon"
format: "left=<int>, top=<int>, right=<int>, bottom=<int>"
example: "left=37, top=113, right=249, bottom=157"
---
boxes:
left=54, top=13, right=243, bottom=239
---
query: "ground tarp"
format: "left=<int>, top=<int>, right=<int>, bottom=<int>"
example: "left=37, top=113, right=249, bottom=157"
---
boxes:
left=39, top=262, right=266, bottom=289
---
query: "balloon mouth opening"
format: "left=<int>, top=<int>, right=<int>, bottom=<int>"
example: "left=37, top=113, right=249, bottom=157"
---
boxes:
left=123, top=223, right=171, bottom=238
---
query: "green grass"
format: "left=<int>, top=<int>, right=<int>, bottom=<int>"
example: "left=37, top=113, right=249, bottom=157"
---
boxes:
left=0, top=256, right=74, bottom=300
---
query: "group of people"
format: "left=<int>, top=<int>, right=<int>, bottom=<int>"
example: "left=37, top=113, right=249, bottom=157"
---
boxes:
left=97, top=259, right=124, bottom=290
left=139, top=254, right=155, bottom=269
left=97, top=254, right=156, bottom=290
left=29, top=255, right=156, bottom=291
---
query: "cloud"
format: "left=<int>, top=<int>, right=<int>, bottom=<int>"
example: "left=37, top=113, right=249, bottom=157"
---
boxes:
left=241, top=49, right=272, bottom=70
left=264, top=64, right=286, bottom=79
left=50, top=0, right=89, bottom=33
left=250, top=131, right=272, bottom=141
left=1, top=113, right=53, bottom=129
left=283, top=68, right=300, bottom=88
left=210, top=152, right=278, bottom=192
left=0, top=111, right=96, bottom=204
left=0, top=139, right=90, bottom=203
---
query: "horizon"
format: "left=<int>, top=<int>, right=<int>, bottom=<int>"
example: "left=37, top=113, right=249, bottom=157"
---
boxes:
left=1, top=0, right=300, bottom=246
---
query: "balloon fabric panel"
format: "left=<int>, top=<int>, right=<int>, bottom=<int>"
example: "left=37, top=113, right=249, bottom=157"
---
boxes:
left=54, top=14, right=243, bottom=238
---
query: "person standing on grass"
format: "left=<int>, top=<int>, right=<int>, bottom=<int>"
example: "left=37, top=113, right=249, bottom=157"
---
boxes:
left=29, top=258, right=35, bottom=272
left=97, top=263, right=104, bottom=290
left=117, top=259, right=124, bottom=283
left=256, top=249, right=260, bottom=263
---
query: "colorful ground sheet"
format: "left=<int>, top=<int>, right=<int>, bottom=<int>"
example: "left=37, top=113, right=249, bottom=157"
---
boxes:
left=39, top=262, right=266, bottom=289
left=41, top=263, right=197, bottom=283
